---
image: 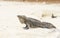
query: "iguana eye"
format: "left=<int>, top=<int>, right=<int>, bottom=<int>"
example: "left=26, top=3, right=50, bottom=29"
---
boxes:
left=20, top=18, right=24, bottom=23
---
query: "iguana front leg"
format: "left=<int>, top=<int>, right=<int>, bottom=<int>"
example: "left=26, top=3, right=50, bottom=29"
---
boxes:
left=23, top=22, right=30, bottom=30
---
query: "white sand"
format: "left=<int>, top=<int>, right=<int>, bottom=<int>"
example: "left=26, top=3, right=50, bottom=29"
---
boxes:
left=0, top=1, right=60, bottom=38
